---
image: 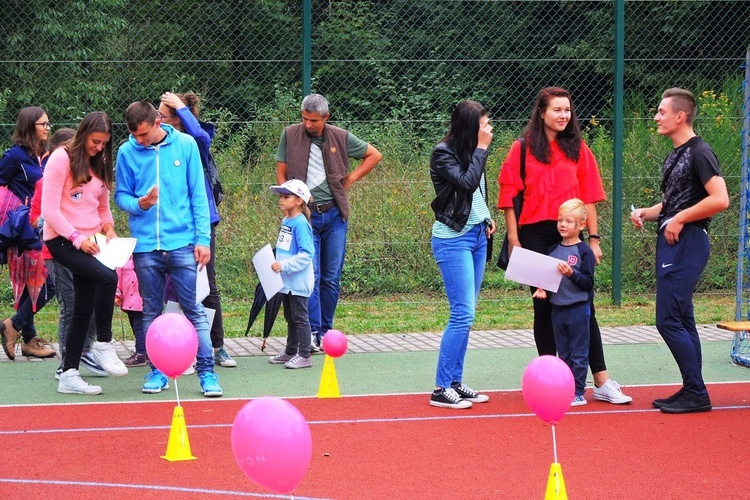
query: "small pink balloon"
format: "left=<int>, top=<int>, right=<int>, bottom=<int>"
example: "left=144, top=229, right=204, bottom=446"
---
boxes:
left=322, top=329, right=348, bottom=358
left=231, top=397, right=312, bottom=494
left=145, top=313, right=198, bottom=378
left=522, top=355, right=575, bottom=425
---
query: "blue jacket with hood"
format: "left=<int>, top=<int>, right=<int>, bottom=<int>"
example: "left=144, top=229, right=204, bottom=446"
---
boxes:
left=115, top=124, right=210, bottom=253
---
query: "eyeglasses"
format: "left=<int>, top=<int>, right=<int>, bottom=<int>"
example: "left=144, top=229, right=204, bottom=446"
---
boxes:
left=35, top=121, right=51, bottom=129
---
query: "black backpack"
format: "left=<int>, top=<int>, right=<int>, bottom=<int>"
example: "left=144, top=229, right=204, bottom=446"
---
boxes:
left=204, top=150, right=224, bottom=206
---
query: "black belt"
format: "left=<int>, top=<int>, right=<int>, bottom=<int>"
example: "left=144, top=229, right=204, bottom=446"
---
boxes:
left=310, top=200, right=336, bottom=213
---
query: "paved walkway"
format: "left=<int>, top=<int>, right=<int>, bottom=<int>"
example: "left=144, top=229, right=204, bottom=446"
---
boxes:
left=0, top=323, right=732, bottom=363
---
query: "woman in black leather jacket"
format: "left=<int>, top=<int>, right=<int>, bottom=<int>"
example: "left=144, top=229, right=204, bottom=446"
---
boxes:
left=428, top=100, right=496, bottom=409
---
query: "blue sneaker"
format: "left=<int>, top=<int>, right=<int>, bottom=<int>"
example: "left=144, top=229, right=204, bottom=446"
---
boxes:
left=571, top=394, right=587, bottom=407
left=80, top=350, right=109, bottom=377
left=142, top=369, right=169, bottom=394
left=199, top=371, right=223, bottom=398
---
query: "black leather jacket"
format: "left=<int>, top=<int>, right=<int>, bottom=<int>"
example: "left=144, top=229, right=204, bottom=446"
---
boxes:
left=429, top=142, right=489, bottom=232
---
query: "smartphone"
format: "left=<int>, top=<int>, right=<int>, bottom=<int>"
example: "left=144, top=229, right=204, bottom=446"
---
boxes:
left=146, top=184, right=157, bottom=196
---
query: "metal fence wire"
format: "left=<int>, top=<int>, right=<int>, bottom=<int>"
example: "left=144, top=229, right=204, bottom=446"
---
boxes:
left=0, top=0, right=748, bottom=307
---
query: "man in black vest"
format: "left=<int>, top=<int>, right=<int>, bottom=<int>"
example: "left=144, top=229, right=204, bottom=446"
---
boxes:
left=276, top=94, right=382, bottom=349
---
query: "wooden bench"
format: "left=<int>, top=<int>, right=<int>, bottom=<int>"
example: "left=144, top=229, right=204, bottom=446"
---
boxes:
left=717, top=321, right=750, bottom=367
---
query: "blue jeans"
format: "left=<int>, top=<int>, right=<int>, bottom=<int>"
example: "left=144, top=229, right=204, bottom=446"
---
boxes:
left=655, top=224, right=709, bottom=398
left=431, top=223, right=487, bottom=388
left=552, top=301, right=590, bottom=396
left=11, top=274, right=54, bottom=343
left=133, top=246, right=214, bottom=374
left=309, top=206, right=348, bottom=339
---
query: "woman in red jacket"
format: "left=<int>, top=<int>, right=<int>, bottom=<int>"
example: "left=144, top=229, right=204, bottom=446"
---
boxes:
left=498, top=87, right=632, bottom=405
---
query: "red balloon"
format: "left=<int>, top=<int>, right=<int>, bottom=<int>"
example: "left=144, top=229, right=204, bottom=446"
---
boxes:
left=522, top=355, right=575, bottom=425
left=322, top=329, right=348, bottom=358
left=145, top=313, right=198, bottom=378
left=231, top=397, right=312, bottom=494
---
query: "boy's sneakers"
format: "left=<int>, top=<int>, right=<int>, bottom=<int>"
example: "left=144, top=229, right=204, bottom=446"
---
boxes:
left=81, top=350, right=109, bottom=376
left=571, top=394, right=587, bottom=406
left=199, top=371, right=223, bottom=397
left=652, top=387, right=685, bottom=409
left=142, top=369, right=169, bottom=394
left=123, top=351, right=149, bottom=367
left=451, top=382, right=489, bottom=403
left=592, top=380, right=633, bottom=404
left=58, top=369, right=102, bottom=395
left=285, top=355, right=312, bottom=369
left=430, top=387, right=473, bottom=409
left=269, top=352, right=295, bottom=364
left=310, top=332, right=320, bottom=353
left=214, top=346, right=237, bottom=367
left=92, top=341, right=128, bottom=376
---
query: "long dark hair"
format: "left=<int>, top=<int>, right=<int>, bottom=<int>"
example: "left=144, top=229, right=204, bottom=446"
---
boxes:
left=12, top=106, right=48, bottom=157
left=522, top=87, right=582, bottom=164
left=67, top=111, right=114, bottom=189
left=442, top=100, right=487, bottom=168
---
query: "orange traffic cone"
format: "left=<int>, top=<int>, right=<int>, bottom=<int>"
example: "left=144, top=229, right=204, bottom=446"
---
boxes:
left=316, top=354, right=341, bottom=398
left=161, top=405, right=197, bottom=461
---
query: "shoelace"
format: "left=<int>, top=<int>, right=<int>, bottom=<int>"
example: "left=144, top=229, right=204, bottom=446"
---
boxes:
left=443, top=388, right=462, bottom=403
left=455, top=383, right=477, bottom=398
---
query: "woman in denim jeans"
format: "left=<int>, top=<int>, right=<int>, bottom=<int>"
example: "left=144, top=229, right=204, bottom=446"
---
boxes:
left=428, top=100, right=496, bottom=409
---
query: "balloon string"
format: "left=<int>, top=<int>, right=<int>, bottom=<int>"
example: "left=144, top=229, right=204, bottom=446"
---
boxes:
left=174, top=377, right=181, bottom=407
left=551, top=424, right=558, bottom=464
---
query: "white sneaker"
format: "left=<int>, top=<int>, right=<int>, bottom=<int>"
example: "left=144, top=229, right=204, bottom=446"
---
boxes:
left=593, top=380, right=633, bottom=404
left=92, top=341, right=128, bottom=377
left=182, top=359, right=196, bottom=376
left=58, top=369, right=102, bottom=395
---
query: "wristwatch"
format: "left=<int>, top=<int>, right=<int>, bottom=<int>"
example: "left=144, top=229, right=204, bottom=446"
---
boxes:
left=588, top=234, right=601, bottom=241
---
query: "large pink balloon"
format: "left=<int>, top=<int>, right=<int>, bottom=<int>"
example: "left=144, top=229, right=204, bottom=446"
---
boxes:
left=231, top=397, right=312, bottom=494
left=522, top=355, right=575, bottom=425
left=322, top=329, right=348, bottom=358
left=145, top=313, right=198, bottom=378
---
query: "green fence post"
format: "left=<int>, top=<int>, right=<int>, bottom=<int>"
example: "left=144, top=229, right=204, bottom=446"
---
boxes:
left=612, top=0, right=625, bottom=305
left=302, top=0, right=312, bottom=97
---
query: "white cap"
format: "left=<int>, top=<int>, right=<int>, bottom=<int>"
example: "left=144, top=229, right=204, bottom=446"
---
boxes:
left=269, top=179, right=312, bottom=204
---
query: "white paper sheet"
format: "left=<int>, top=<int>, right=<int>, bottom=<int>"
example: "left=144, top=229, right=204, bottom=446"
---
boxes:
left=503, top=246, right=564, bottom=293
left=252, top=243, right=284, bottom=301
left=93, top=236, right=137, bottom=270
left=196, top=265, right=209, bottom=303
left=165, top=300, right=216, bottom=330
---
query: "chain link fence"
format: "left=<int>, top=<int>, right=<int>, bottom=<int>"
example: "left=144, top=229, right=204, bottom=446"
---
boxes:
left=0, top=1, right=748, bottom=311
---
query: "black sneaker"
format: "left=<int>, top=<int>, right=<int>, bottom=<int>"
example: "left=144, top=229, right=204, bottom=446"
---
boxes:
left=451, top=382, right=489, bottom=403
left=310, top=331, right=320, bottom=353
left=652, top=387, right=685, bottom=409
left=659, top=392, right=712, bottom=414
left=430, top=387, right=472, bottom=409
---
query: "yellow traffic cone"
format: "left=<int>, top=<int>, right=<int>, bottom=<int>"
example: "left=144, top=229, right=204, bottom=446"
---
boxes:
left=544, top=462, right=567, bottom=499
left=316, top=354, right=341, bottom=398
left=161, top=405, right=197, bottom=462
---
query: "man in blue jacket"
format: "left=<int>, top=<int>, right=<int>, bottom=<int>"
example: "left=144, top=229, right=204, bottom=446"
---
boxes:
left=115, top=101, right=222, bottom=397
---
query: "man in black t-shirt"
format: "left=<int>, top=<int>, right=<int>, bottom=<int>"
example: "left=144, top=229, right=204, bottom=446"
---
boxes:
left=631, top=88, right=729, bottom=414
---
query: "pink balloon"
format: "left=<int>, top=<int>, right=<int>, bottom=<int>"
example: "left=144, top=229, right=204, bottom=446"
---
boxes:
left=322, top=329, right=348, bottom=358
left=231, top=397, right=312, bottom=494
left=145, top=313, right=198, bottom=378
left=522, top=355, right=575, bottom=425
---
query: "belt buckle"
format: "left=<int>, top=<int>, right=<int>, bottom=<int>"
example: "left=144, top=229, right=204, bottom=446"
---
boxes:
left=315, top=202, right=325, bottom=213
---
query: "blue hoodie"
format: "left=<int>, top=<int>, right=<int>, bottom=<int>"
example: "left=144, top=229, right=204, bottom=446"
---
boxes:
left=115, top=124, right=210, bottom=253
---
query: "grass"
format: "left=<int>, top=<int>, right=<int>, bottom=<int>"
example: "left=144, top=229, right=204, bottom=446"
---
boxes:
left=21, top=291, right=736, bottom=344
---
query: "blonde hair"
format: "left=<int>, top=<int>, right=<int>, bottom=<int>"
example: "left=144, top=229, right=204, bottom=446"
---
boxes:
left=558, top=198, right=587, bottom=222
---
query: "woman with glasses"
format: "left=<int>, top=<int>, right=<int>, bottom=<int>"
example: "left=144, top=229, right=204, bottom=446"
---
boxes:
left=0, top=106, right=56, bottom=359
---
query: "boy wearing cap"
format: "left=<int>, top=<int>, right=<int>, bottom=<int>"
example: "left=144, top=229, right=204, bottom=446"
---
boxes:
left=267, top=179, right=316, bottom=369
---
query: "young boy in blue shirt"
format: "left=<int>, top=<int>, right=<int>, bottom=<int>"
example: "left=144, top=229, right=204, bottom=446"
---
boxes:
left=533, top=198, right=595, bottom=406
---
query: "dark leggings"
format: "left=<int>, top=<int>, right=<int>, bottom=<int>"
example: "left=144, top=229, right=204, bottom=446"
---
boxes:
left=47, top=236, right=117, bottom=372
left=519, top=220, right=607, bottom=374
